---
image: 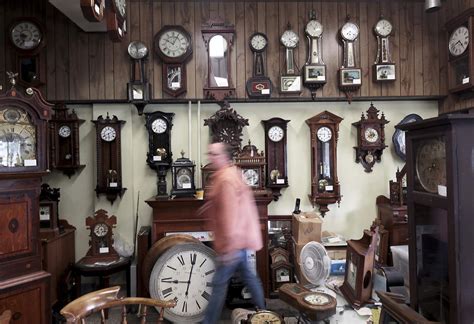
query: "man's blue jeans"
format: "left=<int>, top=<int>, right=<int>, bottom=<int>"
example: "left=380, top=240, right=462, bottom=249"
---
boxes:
left=202, top=249, right=265, bottom=324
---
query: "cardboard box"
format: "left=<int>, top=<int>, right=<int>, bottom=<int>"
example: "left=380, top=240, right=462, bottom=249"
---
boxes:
left=292, top=212, right=322, bottom=244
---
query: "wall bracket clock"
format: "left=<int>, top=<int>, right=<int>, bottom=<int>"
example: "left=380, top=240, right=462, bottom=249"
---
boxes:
left=234, top=140, right=269, bottom=196
left=280, top=23, right=301, bottom=94
left=352, top=103, right=389, bottom=173
left=338, top=16, right=361, bottom=103
left=170, top=151, right=196, bottom=198
left=80, top=0, right=105, bottom=22
left=202, top=18, right=236, bottom=101
left=373, top=16, right=396, bottom=82
left=106, top=0, right=127, bottom=42
left=39, top=183, right=60, bottom=233
left=306, top=111, right=343, bottom=216
left=303, top=11, right=326, bottom=99
left=49, top=103, right=85, bottom=177
left=154, top=26, right=192, bottom=98
left=127, top=41, right=150, bottom=115
left=83, top=209, right=119, bottom=264
left=246, top=32, right=272, bottom=98
left=92, top=113, right=126, bottom=204
left=262, top=117, right=289, bottom=201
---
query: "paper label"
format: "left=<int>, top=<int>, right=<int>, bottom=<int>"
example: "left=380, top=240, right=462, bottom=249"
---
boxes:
left=100, top=247, right=109, bottom=254
left=39, top=213, right=50, bottom=221
left=325, top=185, right=334, bottom=191
left=153, top=155, right=162, bottom=161
left=133, top=89, right=143, bottom=100
left=317, top=75, right=326, bottom=81
left=24, top=159, right=37, bottom=167
left=387, top=74, right=395, bottom=80
left=288, top=77, right=301, bottom=91
left=438, top=185, right=447, bottom=197
left=280, top=275, right=290, bottom=282
left=183, top=183, right=191, bottom=189
left=171, top=82, right=180, bottom=88
left=261, top=89, right=270, bottom=94
left=276, top=178, right=285, bottom=184
left=463, top=77, right=470, bottom=84
left=353, top=78, right=361, bottom=84
left=109, top=182, right=118, bottom=188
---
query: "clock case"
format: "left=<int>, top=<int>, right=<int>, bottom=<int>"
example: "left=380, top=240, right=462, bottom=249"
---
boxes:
left=280, top=23, right=301, bottom=95
left=80, top=0, right=105, bottom=22
left=234, top=141, right=269, bottom=196
left=127, top=41, right=151, bottom=115
left=352, top=103, right=389, bottom=173
left=170, top=152, right=196, bottom=198
left=105, top=0, right=126, bottom=42
left=303, top=14, right=327, bottom=99
left=338, top=18, right=361, bottom=103
left=373, top=17, right=396, bottom=83
left=246, top=32, right=272, bottom=99
left=49, top=103, right=85, bottom=177
left=83, top=209, right=119, bottom=264
left=39, top=183, right=60, bottom=233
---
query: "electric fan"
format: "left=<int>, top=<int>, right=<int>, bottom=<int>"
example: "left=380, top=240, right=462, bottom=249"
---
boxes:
left=299, top=241, right=331, bottom=286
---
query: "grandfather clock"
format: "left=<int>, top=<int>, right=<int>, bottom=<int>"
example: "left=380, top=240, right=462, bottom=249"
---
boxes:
left=0, top=75, right=51, bottom=323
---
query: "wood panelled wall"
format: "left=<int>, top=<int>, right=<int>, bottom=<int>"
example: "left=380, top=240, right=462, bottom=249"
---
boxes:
left=0, top=0, right=470, bottom=111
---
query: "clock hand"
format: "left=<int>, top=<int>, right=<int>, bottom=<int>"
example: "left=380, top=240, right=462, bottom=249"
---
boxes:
left=160, top=279, right=189, bottom=284
left=184, top=253, right=197, bottom=297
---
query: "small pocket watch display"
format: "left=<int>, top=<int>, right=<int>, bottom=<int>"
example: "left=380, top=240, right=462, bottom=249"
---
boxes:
left=127, top=41, right=150, bottom=115
left=303, top=12, right=326, bottom=98
left=246, top=32, right=272, bottom=98
left=373, top=17, right=396, bottom=82
left=154, top=26, right=192, bottom=97
left=352, top=103, right=389, bottom=172
left=170, top=151, right=196, bottom=198
left=338, top=16, right=361, bottom=103
left=280, top=23, right=301, bottom=94
left=83, top=209, right=119, bottom=264
left=92, top=113, right=126, bottom=204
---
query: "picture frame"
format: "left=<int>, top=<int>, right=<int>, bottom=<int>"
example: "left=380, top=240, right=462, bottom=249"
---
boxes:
left=373, top=63, right=396, bottom=81
left=280, top=75, right=301, bottom=93
left=304, top=65, right=326, bottom=83
left=339, top=68, right=362, bottom=86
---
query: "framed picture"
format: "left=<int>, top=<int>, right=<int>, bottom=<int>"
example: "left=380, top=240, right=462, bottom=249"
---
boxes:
left=373, top=63, right=396, bottom=81
left=280, top=75, right=301, bottom=93
left=304, top=65, right=326, bottom=83
left=339, top=68, right=361, bottom=86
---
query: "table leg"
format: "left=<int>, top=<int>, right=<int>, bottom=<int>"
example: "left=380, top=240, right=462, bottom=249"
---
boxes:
left=126, top=265, right=131, bottom=297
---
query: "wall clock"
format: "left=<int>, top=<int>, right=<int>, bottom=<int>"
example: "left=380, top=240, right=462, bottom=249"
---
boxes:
left=149, top=242, right=217, bottom=323
left=270, top=247, right=290, bottom=264
left=338, top=17, right=361, bottom=103
left=39, top=183, right=60, bottom=233
left=202, top=18, right=236, bottom=101
left=305, top=111, right=343, bottom=216
left=234, top=141, right=268, bottom=196
left=445, top=9, right=474, bottom=94
left=244, top=310, right=284, bottom=324
left=261, top=117, right=289, bottom=200
left=145, top=111, right=174, bottom=198
left=49, top=103, right=85, bottom=177
left=82, top=209, right=119, bottom=264
left=127, top=41, right=150, bottom=115
left=106, top=0, right=127, bottom=42
left=80, top=0, right=105, bottom=22
left=270, top=260, right=293, bottom=291
left=392, top=113, right=422, bottom=161
left=352, top=103, right=389, bottom=172
left=373, top=17, right=396, bottom=82
left=204, top=102, right=248, bottom=156
left=154, top=26, right=192, bottom=97
left=92, top=113, right=126, bottom=204
left=280, top=23, right=301, bottom=94
left=246, top=32, right=272, bottom=98
left=171, top=151, right=196, bottom=198
left=303, top=12, right=326, bottom=98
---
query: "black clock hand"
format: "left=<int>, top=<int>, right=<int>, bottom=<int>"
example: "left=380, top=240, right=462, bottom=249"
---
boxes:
left=184, top=253, right=197, bottom=297
left=161, top=279, right=189, bottom=284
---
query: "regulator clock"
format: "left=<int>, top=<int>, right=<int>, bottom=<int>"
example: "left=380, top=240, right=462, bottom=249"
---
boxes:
left=92, top=114, right=126, bottom=204
left=106, top=0, right=127, bottom=42
left=373, top=17, right=396, bottom=82
left=262, top=118, right=289, bottom=200
left=352, top=103, right=389, bottom=173
left=83, top=209, right=119, bottom=264
left=303, top=12, right=327, bottom=98
left=127, top=41, right=150, bottom=115
left=280, top=23, right=301, bottom=94
left=338, top=16, right=361, bottom=103
left=246, top=32, right=272, bottom=98
left=306, top=111, right=343, bottom=216
left=80, top=0, right=105, bottom=22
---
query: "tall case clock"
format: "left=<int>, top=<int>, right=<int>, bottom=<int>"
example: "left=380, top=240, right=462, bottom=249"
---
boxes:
left=0, top=77, right=52, bottom=323
left=262, top=118, right=290, bottom=200
left=399, top=111, right=474, bottom=324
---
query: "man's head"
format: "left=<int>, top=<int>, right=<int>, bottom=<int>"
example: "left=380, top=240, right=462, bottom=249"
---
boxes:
left=207, top=142, right=232, bottom=169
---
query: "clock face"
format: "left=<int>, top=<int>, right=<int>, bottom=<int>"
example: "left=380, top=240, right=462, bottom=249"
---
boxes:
left=100, top=126, right=116, bottom=142
left=127, top=41, right=148, bottom=59
left=149, top=243, right=216, bottom=323
left=449, top=26, right=469, bottom=57
left=306, top=20, right=323, bottom=37
left=158, top=29, right=190, bottom=58
left=217, top=127, right=237, bottom=144
left=303, top=292, right=331, bottom=306
left=10, top=20, right=43, bottom=51
left=242, top=168, right=259, bottom=187
left=250, top=33, right=268, bottom=52
left=341, top=22, right=359, bottom=41
left=374, top=19, right=392, bottom=37
left=176, top=168, right=192, bottom=189
left=364, top=127, right=379, bottom=143
left=280, top=30, right=299, bottom=48
left=39, top=205, right=51, bottom=220
left=415, top=138, right=446, bottom=194
left=268, top=126, right=284, bottom=142
left=317, top=126, right=332, bottom=142
left=347, top=257, right=358, bottom=291
left=59, top=125, right=71, bottom=138
left=152, top=118, right=167, bottom=134
left=93, top=223, right=109, bottom=237
left=249, top=310, right=283, bottom=324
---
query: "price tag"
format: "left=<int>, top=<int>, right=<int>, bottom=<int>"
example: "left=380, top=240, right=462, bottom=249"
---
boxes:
left=153, top=155, right=162, bottom=161
left=99, top=247, right=109, bottom=254
left=183, top=183, right=191, bottom=189
left=24, top=159, right=37, bottom=167
left=325, top=185, right=334, bottom=191
left=261, top=89, right=270, bottom=94
left=463, top=77, right=470, bottom=84
left=276, top=178, right=285, bottom=184
left=317, top=75, right=326, bottom=81
left=438, top=185, right=447, bottom=197
left=280, top=275, right=290, bottom=282
left=353, top=78, right=361, bottom=84
left=387, top=74, right=395, bottom=80
left=109, top=182, right=118, bottom=188
left=171, top=82, right=180, bottom=88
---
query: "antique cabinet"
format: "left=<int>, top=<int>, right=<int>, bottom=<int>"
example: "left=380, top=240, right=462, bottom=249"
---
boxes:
left=400, top=110, right=474, bottom=323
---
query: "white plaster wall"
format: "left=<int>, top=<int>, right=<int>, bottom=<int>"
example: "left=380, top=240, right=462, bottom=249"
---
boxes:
left=43, top=100, right=437, bottom=260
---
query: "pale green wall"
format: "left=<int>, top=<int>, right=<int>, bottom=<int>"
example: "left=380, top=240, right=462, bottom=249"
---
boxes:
left=43, top=100, right=438, bottom=260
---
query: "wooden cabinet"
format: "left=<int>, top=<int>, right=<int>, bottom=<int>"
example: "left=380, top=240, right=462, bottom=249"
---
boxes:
left=376, top=196, right=408, bottom=246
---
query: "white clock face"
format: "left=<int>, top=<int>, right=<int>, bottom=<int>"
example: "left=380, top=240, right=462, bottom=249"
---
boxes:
left=268, top=126, right=284, bottom=142
left=341, top=22, right=359, bottom=41
left=249, top=311, right=283, bottom=324
left=242, top=169, right=259, bottom=186
left=317, top=127, right=332, bottom=142
left=280, top=30, right=299, bottom=48
left=149, top=243, right=216, bottom=323
left=128, top=41, right=148, bottom=59
left=364, top=127, right=379, bottom=143
left=159, top=29, right=190, bottom=58
left=100, top=126, right=116, bottom=142
left=93, top=223, right=108, bottom=237
left=374, top=19, right=392, bottom=37
left=306, top=20, right=323, bottom=37
left=58, top=125, right=71, bottom=138
left=10, top=21, right=42, bottom=50
left=303, top=293, right=331, bottom=306
left=250, top=33, right=267, bottom=51
left=449, top=26, right=469, bottom=57
left=152, top=118, right=167, bottom=134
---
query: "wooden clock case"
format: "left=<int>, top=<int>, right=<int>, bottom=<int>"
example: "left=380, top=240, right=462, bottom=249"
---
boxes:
left=39, top=183, right=60, bottom=232
left=105, top=0, right=126, bottom=42
left=234, top=141, right=269, bottom=196
left=80, top=0, right=105, bottom=22
left=83, top=209, right=119, bottom=264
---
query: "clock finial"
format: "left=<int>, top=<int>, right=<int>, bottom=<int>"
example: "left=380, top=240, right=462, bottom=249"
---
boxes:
left=180, top=150, right=185, bottom=158
left=6, top=72, right=18, bottom=88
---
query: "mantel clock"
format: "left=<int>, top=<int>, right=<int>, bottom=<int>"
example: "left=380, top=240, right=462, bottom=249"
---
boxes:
left=280, top=23, right=301, bottom=94
left=170, top=151, right=196, bottom=198
left=373, top=16, right=396, bottom=82
left=303, top=11, right=326, bottom=98
left=234, top=141, right=269, bottom=197
left=92, top=113, right=126, bottom=204
left=83, top=209, right=119, bottom=264
left=246, top=32, right=272, bottom=98
left=338, top=16, right=361, bottom=103
left=39, top=183, right=60, bottom=233
left=106, top=0, right=127, bottom=42
left=305, top=111, right=343, bottom=216
left=81, top=0, right=105, bottom=22
left=127, top=41, right=150, bottom=115
left=352, top=103, right=389, bottom=172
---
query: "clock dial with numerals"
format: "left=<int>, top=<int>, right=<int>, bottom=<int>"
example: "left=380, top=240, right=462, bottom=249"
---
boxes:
left=152, top=118, right=167, bottom=134
left=316, top=127, right=332, bottom=142
left=58, top=125, right=71, bottom=138
left=268, top=126, right=284, bottom=142
left=242, top=168, right=259, bottom=187
left=10, top=20, right=43, bottom=51
left=250, top=33, right=268, bottom=52
left=449, top=26, right=469, bottom=56
left=415, top=138, right=446, bottom=194
left=93, top=223, right=109, bottom=237
left=158, top=29, right=191, bottom=58
left=374, top=19, right=393, bottom=37
left=100, top=126, right=116, bottom=142
left=364, top=127, right=379, bottom=143
left=341, top=22, right=359, bottom=41
left=303, top=292, right=331, bottom=306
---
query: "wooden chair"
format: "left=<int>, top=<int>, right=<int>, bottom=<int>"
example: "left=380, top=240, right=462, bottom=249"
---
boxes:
left=60, top=286, right=176, bottom=324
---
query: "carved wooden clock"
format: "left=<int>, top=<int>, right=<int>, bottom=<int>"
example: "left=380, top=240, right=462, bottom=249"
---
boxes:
left=80, top=0, right=105, bottom=22
left=127, top=41, right=150, bottom=115
left=92, top=113, right=126, bottom=204
left=373, top=17, right=396, bottom=82
left=145, top=111, right=174, bottom=198
left=171, top=151, right=196, bottom=198
left=270, top=261, right=293, bottom=291
left=246, top=32, right=272, bottom=98
left=280, top=23, right=301, bottom=94
left=338, top=16, right=361, bottom=103
left=306, top=111, right=342, bottom=216
left=262, top=117, right=289, bottom=200
left=39, top=183, right=60, bottom=232
left=352, top=103, right=389, bottom=173
left=234, top=141, right=268, bottom=196
left=204, top=102, right=248, bottom=156
left=83, top=209, right=119, bottom=264
left=49, top=103, right=85, bottom=177
left=154, top=26, right=192, bottom=97
left=106, top=0, right=127, bottom=42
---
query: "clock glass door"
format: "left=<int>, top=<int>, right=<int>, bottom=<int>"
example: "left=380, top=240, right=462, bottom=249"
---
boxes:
left=413, top=136, right=446, bottom=195
left=208, top=35, right=229, bottom=87
left=316, top=126, right=333, bottom=192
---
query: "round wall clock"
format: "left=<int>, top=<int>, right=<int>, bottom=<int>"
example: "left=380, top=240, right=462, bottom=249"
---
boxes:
left=374, top=18, right=393, bottom=37
left=249, top=32, right=267, bottom=52
left=9, top=19, right=44, bottom=52
left=341, top=21, right=359, bottom=41
left=127, top=41, right=148, bottom=60
left=449, top=26, right=469, bottom=57
left=58, top=125, right=71, bottom=138
left=246, top=32, right=272, bottom=98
